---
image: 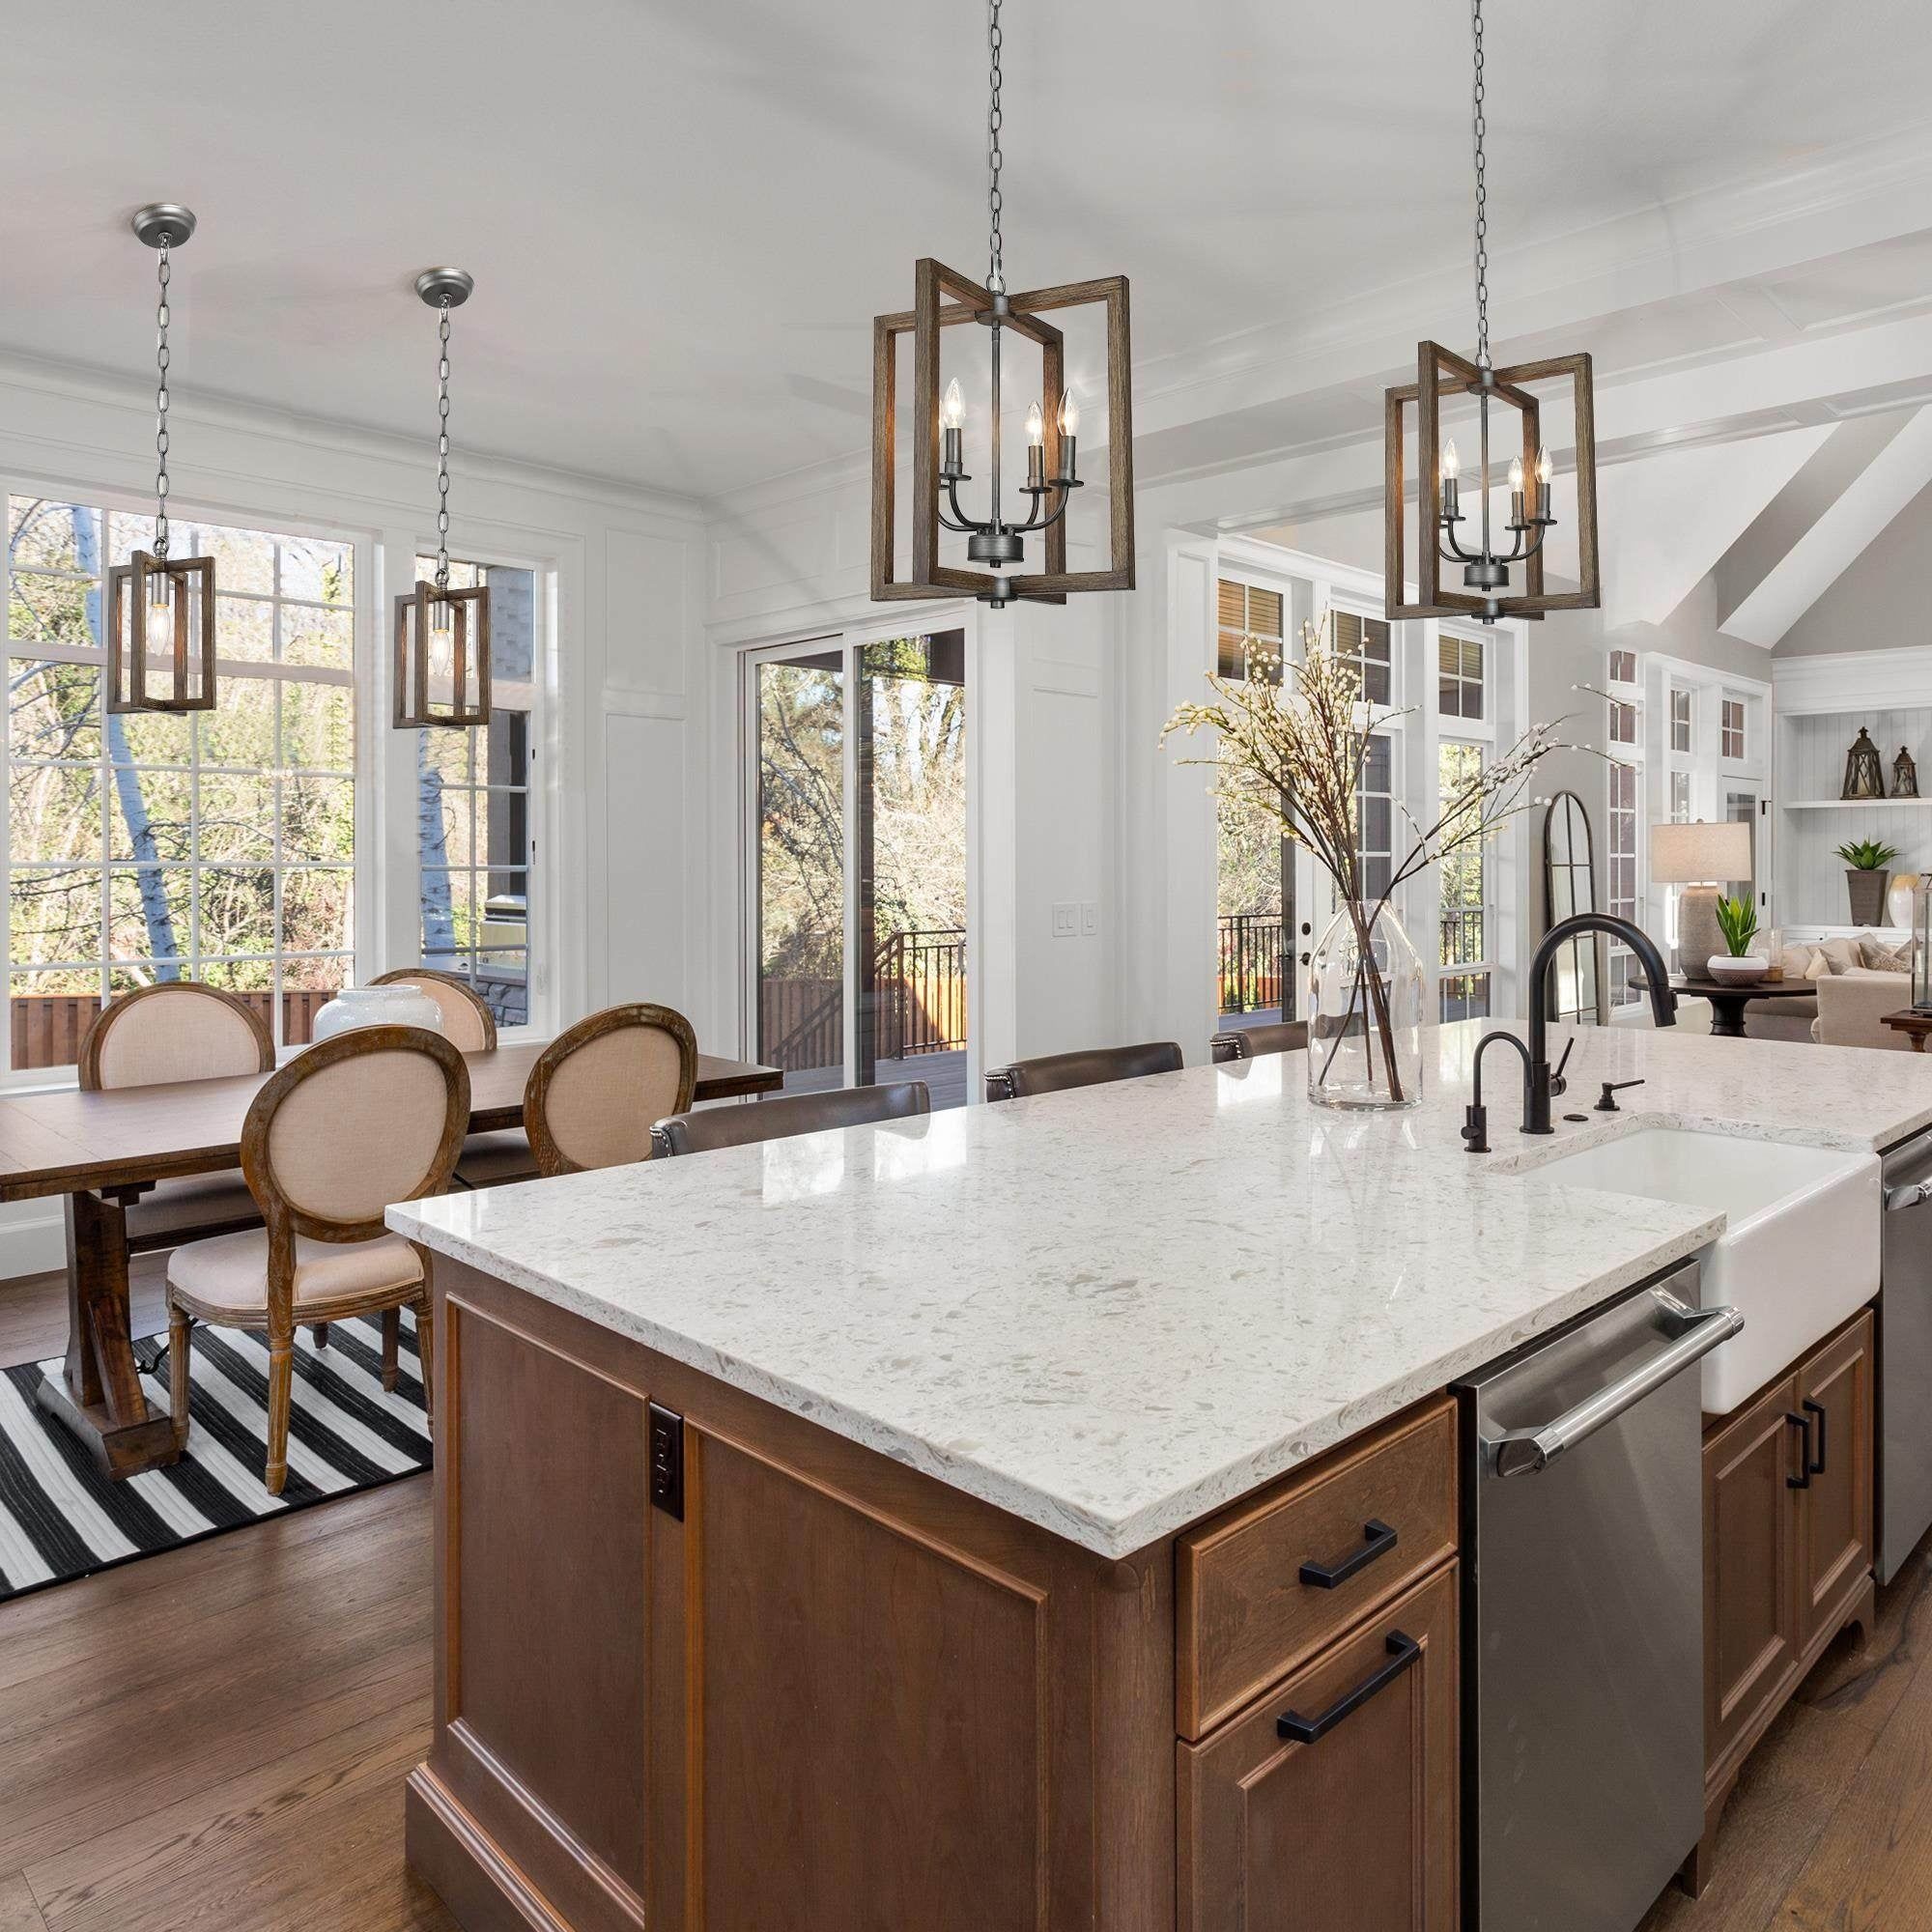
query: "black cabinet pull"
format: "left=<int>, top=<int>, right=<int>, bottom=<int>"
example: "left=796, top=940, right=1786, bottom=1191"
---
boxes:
left=1802, top=1398, right=1827, bottom=1476
left=1786, top=1410, right=1813, bottom=1490
left=1277, top=1630, right=1422, bottom=1745
left=1299, top=1518, right=1400, bottom=1589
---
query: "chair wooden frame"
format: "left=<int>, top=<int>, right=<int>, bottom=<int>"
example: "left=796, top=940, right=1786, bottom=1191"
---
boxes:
left=77, top=980, right=275, bottom=1093
left=164, top=1025, right=470, bottom=1494
left=371, top=966, right=499, bottom=1051
left=523, top=1003, right=698, bottom=1178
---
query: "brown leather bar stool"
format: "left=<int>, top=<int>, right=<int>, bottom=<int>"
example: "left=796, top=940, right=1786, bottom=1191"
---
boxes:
left=983, top=1040, right=1182, bottom=1101
left=1209, top=1020, right=1310, bottom=1064
left=651, top=1081, right=930, bottom=1157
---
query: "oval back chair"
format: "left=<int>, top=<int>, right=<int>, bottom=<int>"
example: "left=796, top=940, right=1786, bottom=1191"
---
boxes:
left=77, top=980, right=277, bottom=1252
left=525, top=1003, right=697, bottom=1177
left=370, top=966, right=497, bottom=1052
left=163, top=1025, right=470, bottom=1494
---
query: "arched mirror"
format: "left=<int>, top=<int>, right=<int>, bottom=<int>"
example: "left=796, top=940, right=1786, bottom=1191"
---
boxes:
left=1544, top=791, right=1599, bottom=1022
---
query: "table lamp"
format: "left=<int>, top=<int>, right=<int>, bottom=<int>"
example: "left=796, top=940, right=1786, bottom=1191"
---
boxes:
left=1650, top=819, right=1754, bottom=972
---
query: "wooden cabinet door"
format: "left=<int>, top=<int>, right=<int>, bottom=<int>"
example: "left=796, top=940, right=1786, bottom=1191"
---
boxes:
left=1795, top=1311, right=1874, bottom=1654
left=1703, top=1373, right=1801, bottom=1777
left=1179, top=1562, right=1458, bottom=1932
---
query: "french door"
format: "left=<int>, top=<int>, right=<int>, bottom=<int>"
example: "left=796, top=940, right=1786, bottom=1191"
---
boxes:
left=746, top=624, right=970, bottom=1107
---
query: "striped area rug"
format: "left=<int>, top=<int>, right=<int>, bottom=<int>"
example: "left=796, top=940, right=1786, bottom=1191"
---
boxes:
left=0, top=1309, right=431, bottom=1605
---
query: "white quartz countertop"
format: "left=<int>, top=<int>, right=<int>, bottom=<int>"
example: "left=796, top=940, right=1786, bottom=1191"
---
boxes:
left=388, top=1022, right=1932, bottom=1559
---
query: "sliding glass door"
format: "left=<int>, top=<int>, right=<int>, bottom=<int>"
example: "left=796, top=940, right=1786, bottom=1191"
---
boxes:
left=750, top=629, right=969, bottom=1107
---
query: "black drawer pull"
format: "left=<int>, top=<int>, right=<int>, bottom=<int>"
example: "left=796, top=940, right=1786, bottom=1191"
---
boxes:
left=1298, top=1518, right=1400, bottom=1589
left=1803, top=1398, right=1827, bottom=1476
left=1277, top=1631, right=1422, bottom=1745
left=1786, top=1411, right=1812, bottom=1490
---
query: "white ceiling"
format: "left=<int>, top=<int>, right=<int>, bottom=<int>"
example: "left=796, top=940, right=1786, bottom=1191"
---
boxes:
left=6, top=0, right=1932, bottom=499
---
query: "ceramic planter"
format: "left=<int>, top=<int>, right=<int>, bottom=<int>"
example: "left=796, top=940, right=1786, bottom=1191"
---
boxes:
left=1847, top=867, right=1890, bottom=927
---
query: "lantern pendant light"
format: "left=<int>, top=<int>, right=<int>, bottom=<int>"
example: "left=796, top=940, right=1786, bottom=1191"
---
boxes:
left=1384, top=0, right=1601, bottom=625
left=870, top=0, right=1135, bottom=611
left=107, top=205, right=217, bottom=714
left=394, top=269, right=491, bottom=730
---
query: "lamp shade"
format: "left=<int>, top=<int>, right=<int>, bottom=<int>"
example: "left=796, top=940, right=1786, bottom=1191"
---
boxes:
left=1649, top=818, right=1753, bottom=885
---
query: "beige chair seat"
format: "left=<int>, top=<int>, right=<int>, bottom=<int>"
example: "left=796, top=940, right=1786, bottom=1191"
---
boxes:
left=126, top=1169, right=262, bottom=1243
left=454, top=1128, right=540, bottom=1187
left=167, top=1229, right=425, bottom=1320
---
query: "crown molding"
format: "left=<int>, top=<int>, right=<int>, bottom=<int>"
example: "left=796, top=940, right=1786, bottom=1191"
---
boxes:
left=1773, top=643, right=1932, bottom=712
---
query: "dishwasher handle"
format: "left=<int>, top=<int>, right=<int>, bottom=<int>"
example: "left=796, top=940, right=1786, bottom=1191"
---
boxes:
left=1885, top=1177, right=1932, bottom=1212
left=1492, top=1302, right=1745, bottom=1479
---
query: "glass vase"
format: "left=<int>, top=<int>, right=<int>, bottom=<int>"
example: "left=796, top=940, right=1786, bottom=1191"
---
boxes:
left=1306, top=900, right=1426, bottom=1111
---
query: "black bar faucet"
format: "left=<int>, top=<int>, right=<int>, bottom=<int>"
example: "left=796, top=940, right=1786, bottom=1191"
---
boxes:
left=1462, top=915, right=1677, bottom=1151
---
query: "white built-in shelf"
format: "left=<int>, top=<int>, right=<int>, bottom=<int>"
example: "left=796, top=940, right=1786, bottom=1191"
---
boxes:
left=1782, top=797, right=1932, bottom=810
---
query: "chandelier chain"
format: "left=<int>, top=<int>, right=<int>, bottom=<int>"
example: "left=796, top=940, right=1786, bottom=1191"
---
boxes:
left=1471, top=0, right=1491, bottom=369
left=435, top=298, right=452, bottom=590
left=986, top=0, right=1005, bottom=294
left=153, top=238, right=173, bottom=559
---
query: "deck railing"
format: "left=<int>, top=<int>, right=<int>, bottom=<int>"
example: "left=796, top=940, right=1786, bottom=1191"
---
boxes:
left=1217, top=912, right=1286, bottom=1015
left=761, top=926, right=969, bottom=1073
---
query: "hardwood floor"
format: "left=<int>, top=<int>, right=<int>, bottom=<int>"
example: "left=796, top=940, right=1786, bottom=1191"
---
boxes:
left=2, top=1258, right=1929, bottom=1931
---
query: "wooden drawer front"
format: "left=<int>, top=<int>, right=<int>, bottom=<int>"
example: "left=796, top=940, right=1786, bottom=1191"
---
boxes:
left=1179, top=1561, right=1460, bottom=1932
left=1178, top=1397, right=1457, bottom=1739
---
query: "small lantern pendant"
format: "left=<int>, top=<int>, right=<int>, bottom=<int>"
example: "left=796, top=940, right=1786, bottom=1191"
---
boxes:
left=394, top=268, right=492, bottom=730
left=112, top=204, right=217, bottom=713
left=1843, top=726, right=1887, bottom=801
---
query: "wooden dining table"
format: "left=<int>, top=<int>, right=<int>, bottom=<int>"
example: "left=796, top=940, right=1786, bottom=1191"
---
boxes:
left=0, top=1041, right=781, bottom=1482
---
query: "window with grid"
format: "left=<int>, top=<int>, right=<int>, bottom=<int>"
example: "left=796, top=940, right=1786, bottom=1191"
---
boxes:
left=1721, top=697, right=1746, bottom=761
left=1332, top=611, right=1393, bottom=707
left=412, top=555, right=536, bottom=1030
left=1608, top=648, right=1637, bottom=685
left=1348, top=732, right=1395, bottom=904
left=1216, top=579, right=1285, bottom=680
left=6, top=496, right=354, bottom=1070
left=1670, top=688, right=1692, bottom=753
left=1437, top=740, right=1491, bottom=1021
left=1607, top=761, right=1641, bottom=1007
left=1437, top=633, right=1485, bottom=721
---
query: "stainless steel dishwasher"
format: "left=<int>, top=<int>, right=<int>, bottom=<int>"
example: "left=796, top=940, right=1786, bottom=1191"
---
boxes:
left=1882, top=1127, right=1932, bottom=1583
left=1453, top=1264, right=1744, bottom=1932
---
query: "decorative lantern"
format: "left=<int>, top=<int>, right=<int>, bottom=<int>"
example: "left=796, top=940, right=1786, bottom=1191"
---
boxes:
left=394, top=269, right=491, bottom=729
left=1894, top=745, right=1919, bottom=799
left=1843, top=727, right=1886, bottom=801
left=869, top=0, right=1134, bottom=611
left=1383, top=0, right=1600, bottom=626
left=107, top=205, right=217, bottom=714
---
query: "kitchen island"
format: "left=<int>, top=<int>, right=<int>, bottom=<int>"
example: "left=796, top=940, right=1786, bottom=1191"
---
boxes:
left=387, top=1022, right=1932, bottom=1932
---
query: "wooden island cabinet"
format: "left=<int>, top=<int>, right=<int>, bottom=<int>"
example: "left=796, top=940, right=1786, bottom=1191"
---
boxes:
left=406, top=1261, right=1463, bottom=1932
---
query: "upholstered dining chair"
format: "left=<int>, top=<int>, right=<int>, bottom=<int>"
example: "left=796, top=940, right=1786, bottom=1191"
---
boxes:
left=163, top=1025, right=469, bottom=1494
left=983, top=1040, right=1183, bottom=1102
left=77, top=981, right=274, bottom=1250
left=1209, top=1020, right=1310, bottom=1064
left=651, top=1080, right=929, bottom=1157
left=524, top=1003, right=698, bottom=1177
left=372, top=966, right=540, bottom=1188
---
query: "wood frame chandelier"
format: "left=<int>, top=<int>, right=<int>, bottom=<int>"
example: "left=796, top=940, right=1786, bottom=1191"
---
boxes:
left=1384, top=0, right=1600, bottom=625
left=107, top=204, right=217, bottom=714
left=871, top=0, right=1134, bottom=611
left=394, top=269, right=492, bottom=730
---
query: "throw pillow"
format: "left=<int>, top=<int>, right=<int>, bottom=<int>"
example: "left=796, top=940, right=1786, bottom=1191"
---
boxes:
left=1862, top=934, right=1916, bottom=974
left=1819, top=935, right=1862, bottom=976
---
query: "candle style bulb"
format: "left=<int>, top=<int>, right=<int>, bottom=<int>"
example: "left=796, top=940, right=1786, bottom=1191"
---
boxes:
left=1440, top=439, right=1461, bottom=483
left=941, top=379, right=964, bottom=431
left=1026, top=401, right=1043, bottom=445
left=1508, top=455, right=1524, bottom=491
left=1535, top=445, right=1554, bottom=487
left=1058, top=390, right=1079, bottom=436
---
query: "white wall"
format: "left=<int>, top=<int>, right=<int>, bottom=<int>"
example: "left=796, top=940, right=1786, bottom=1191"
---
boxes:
left=0, top=353, right=712, bottom=1273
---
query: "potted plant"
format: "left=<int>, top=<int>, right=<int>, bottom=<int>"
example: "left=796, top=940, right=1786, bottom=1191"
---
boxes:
left=1836, top=838, right=1900, bottom=927
left=1164, top=615, right=1564, bottom=1111
left=1707, top=895, right=1767, bottom=985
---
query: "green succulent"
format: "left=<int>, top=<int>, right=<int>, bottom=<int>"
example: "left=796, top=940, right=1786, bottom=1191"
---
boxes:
left=1714, top=894, right=1759, bottom=957
left=1836, top=838, right=1900, bottom=872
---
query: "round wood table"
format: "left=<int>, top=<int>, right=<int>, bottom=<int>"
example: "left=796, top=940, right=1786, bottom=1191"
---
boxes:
left=1670, top=976, right=1816, bottom=1039
left=1880, top=1009, right=1932, bottom=1052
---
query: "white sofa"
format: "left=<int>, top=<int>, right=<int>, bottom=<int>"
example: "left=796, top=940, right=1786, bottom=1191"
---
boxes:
left=1813, top=969, right=1915, bottom=1049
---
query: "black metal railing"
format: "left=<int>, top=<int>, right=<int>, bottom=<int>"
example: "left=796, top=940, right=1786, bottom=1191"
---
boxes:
left=1439, top=906, right=1487, bottom=968
left=874, top=926, right=967, bottom=1058
left=1218, top=912, right=1286, bottom=1015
